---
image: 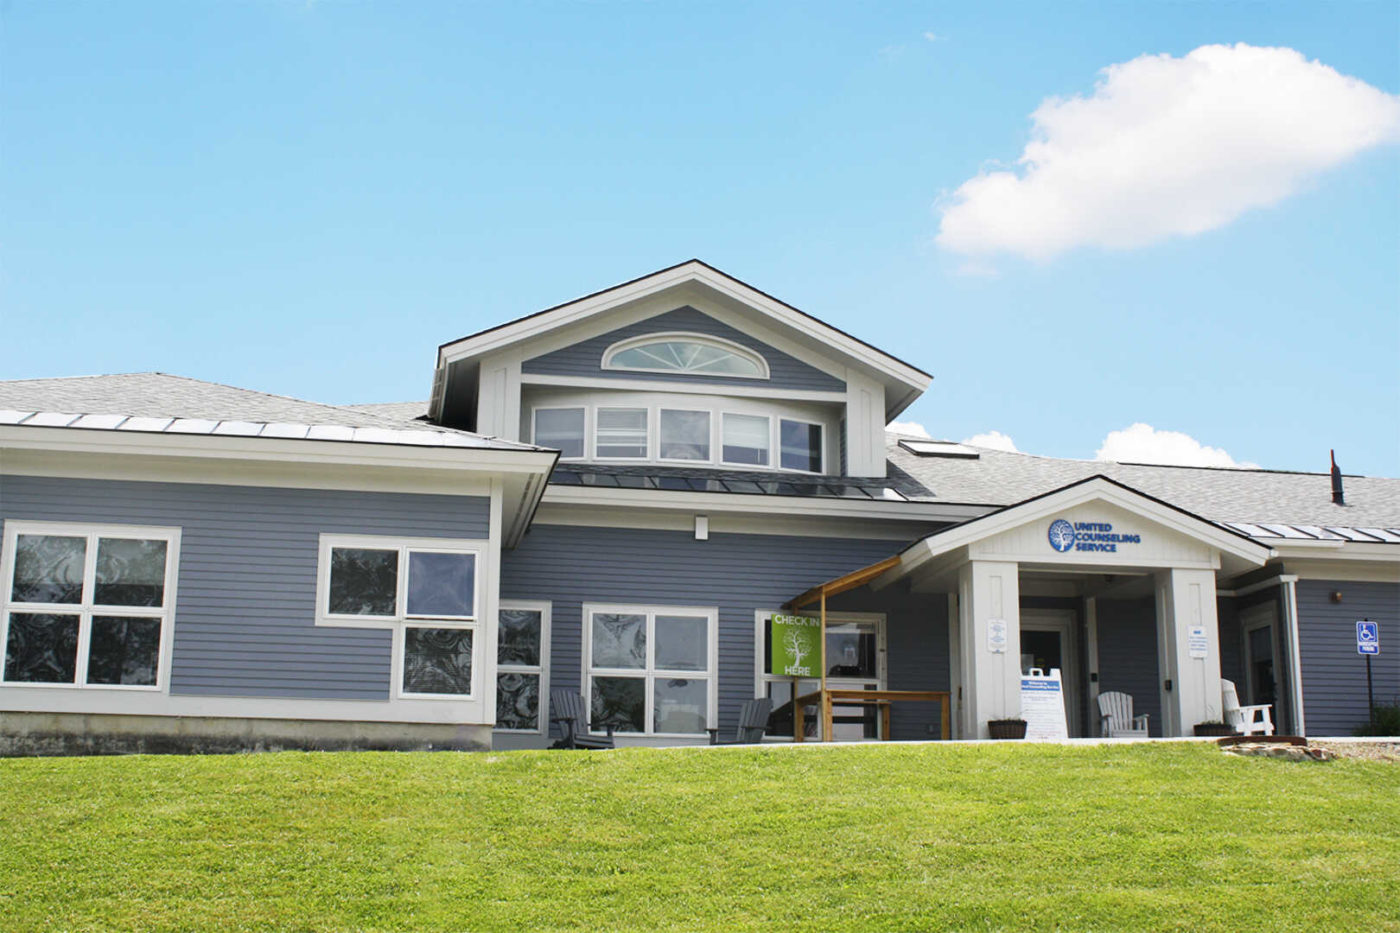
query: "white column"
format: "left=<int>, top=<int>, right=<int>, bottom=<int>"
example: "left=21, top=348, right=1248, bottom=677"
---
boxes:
left=1154, top=568, right=1223, bottom=736
left=958, top=560, right=1022, bottom=739
left=1085, top=596, right=1100, bottom=731
left=946, top=592, right=962, bottom=740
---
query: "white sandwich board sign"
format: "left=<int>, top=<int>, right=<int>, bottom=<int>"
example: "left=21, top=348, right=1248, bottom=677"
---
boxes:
left=1020, top=668, right=1069, bottom=742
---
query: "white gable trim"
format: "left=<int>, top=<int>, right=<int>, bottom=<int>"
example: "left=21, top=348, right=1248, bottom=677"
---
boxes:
left=436, top=261, right=929, bottom=393
left=889, top=476, right=1272, bottom=581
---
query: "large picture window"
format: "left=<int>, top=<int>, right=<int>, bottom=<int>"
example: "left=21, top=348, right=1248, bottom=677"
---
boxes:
left=318, top=535, right=482, bottom=699
left=1, top=523, right=179, bottom=690
left=779, top=419, right=824, bottom=473
left=659, top=409, right=711, bottom=462
left=496, top=601, right=551, bottom=733
left=584, top=604, right=717, bottom=736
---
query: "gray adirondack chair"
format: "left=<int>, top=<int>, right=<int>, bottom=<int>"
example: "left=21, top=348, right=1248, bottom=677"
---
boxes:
left=707, top=698, right=773, bottom=745
left=1097, top=691, right=1149, bottom=738
left=549, top=689, right=616, bottom=750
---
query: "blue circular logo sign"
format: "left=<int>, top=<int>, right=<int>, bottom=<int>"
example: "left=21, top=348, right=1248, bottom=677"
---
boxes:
left=1048, top=519, right=1075, bottom=552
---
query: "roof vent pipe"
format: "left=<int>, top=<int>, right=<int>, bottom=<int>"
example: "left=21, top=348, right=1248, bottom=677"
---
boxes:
left=1330, top=449, right=1345, bottom=506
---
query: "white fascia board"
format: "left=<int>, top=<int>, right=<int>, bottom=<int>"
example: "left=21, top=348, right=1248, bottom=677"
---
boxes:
left=531, top=501, right=945, bottom=540
left=437, top=261, right=930, bottom=396
left=1272, top=540, right=1400, bottom=563
left=439, top=264, right=703, bottom=365
left=894, top=477, right=1271, bottom=579
left=1277, top=557, right=1400, bottom=583
left=0, top=424, right=555, bottom=476
left=683, top=265, right=930, bottom=391
left=540, top=484, right=985, bottom=524
left=518, top=372, right=848, bottom=404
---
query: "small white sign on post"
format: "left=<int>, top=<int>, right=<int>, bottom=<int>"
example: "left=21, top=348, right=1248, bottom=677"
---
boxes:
left=1187, top=625, right=1208, bottom=659
left=988, top=619, right=1007, bottom=653
left=1021, top=668, right=1069, bottom=741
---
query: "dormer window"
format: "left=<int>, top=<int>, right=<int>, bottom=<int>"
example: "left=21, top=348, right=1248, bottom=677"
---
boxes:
left=603, top=333, right=768, bottom=379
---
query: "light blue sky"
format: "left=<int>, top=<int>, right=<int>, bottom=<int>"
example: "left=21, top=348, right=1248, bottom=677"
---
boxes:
left=2, top=2, right=1396, bottom=475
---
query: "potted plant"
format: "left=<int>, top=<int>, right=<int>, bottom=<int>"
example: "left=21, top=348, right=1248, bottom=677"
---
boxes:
left=988, top=717, right=1028, bottom=740
left=1193, top=721, right=1238, bottom=737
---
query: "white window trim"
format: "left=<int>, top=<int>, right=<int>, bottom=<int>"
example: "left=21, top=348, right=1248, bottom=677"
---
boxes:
left=0, top=520, right=182, bottom=693
left=602, top=331, right=770, bottom=380
left=532, top=406, right=588, bottom=462
left=527, top=392, right=834, bottom=476
left=583, top=602, right=719, bottom=738
left=592, top=406, right=650, bottom=462
left=778, top=417, right=825, bottom=475
left=719, top=411, right=774, bottom=469
left=495, top=599, right=551, bottom=735
left=656, top=407, right=715, bottom=465
left=315, top=533, right=487, bottom=701
left=752, top=610, right=887, bottom=741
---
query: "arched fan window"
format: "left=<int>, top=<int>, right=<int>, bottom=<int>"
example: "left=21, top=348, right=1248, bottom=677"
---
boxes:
left=602, top=333, right=769, bottom=379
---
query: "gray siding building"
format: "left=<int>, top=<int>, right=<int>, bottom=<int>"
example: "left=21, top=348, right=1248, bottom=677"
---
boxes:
left=2, top=261, right=1396, bottom=753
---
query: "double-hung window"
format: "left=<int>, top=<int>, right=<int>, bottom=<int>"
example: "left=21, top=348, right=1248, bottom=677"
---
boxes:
left=319, top=536, right=481, bottom=699
left=594, top=408, right=648, bottom=459
left=585, top=604, right=716, bottom=735
left=495, top=601, right=550, bottom=732
left=721, top=413, right=770, bottom=466
left=1, top=523, right=179, bottom=689
left=534, top=408, right=586, bottom=459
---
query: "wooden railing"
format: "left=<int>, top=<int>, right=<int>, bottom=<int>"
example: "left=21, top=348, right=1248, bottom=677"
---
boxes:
left=792, top=689, right=951, bottom=742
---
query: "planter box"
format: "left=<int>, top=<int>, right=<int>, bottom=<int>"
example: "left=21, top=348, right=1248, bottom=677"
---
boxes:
left=988, top=719, right=1028, bottom=740
left=1193, top=723, right=1239, bottom=737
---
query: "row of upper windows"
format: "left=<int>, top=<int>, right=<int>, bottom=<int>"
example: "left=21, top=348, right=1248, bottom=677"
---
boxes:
left=532, top=405, right=825, bottom=474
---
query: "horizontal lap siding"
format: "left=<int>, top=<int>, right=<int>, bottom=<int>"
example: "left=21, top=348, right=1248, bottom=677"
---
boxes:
left=0, top=475, right=489, bottom=701
left=1296, top=580, right=1400, bottom=736
left=831, top=588, right=949, bottom=740
left=1095, top=598, right=1162, bottom=736
left=1217, top=598, right=1243, bottom=686
left=500, top=525, right=900, bottom=734
left=521, top=306, right=845, bottom=392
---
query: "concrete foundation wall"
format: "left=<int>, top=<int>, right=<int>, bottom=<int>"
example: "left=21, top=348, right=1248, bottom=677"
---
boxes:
left=0, top=711, right=492, bottom=757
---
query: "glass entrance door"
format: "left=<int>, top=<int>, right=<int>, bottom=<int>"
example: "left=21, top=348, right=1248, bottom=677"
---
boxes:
left=1246, top=622, right=1277, bottom=708
left=1019, top=610, right=1081, bottom=736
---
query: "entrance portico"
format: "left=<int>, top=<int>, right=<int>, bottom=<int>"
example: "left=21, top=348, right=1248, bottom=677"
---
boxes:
left=872, top=476, right=1273, bottom=739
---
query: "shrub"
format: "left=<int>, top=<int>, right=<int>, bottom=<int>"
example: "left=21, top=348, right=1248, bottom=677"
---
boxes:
left=1353, top=702, right=1400, bottom=737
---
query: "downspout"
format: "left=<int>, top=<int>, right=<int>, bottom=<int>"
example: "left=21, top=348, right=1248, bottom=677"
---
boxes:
left=1280, top=576, right=1305, bottom=736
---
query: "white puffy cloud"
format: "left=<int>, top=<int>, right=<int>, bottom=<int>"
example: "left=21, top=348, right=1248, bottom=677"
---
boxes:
left=1095, top=423, right=1257, bottom=469
left=886, top=419, right=932, bottom=438
left=962, top=430, right=1020, bottom=452
left=937, top=43, right=1400, bottom=261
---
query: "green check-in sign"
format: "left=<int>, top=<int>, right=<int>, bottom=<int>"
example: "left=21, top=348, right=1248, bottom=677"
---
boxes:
left=771, top=614, right=821, bottom=677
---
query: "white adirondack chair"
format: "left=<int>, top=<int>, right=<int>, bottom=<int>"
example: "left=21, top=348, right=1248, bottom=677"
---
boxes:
left=1097, top=691, right=1149, bottom=738
left=1222, top=679, right=1274, bottom=736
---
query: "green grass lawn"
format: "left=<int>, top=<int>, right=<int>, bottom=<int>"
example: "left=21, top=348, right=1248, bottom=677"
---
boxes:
left=1, top=742, right=1397, bottom=932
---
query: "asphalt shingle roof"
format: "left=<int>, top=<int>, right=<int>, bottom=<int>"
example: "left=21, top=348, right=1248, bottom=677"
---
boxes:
left=887, top=433, right=1400, bottom=528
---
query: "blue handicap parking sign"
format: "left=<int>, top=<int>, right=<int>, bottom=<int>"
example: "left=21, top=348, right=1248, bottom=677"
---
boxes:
left=1357, top=620, right=1380, bottom=655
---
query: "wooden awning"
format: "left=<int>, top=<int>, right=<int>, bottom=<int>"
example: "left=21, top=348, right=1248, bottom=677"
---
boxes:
left=782, top=554, right=901, bottom=611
